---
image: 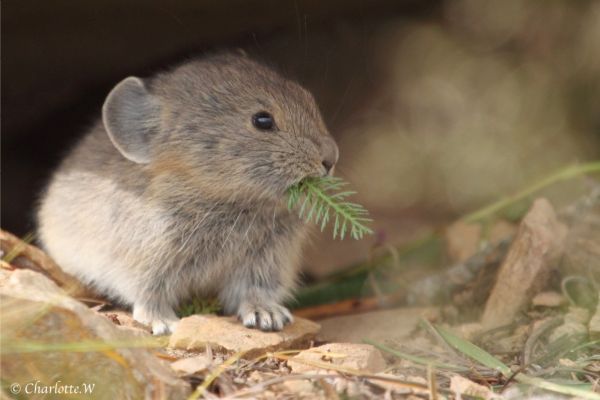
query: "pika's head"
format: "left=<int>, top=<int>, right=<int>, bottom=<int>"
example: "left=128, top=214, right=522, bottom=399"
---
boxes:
left=102, top=53, right=338, bottom=201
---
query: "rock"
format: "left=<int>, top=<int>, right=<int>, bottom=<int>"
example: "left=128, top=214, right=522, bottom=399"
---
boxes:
left=100, top=310, right=152, bottom=335
left=318, top=307, right=437, bottom=343
left=0, top=229, right=96, bottom=299
left=495, top=323, right=530, bottom=354
left=531, top=291, right=565, bottom=308
left=482, top=199, right=567, bottom=330
left=560, top=189, right=600, bottom=282
left=330, top=373, right=361, bottom=397
left=454, top=322, right=484, bottom=341
left=488, top=220, right=518, bottom=244
left=370, top=374, right=429, bottom=395
left=0, top=269, right=190, bottom=399
left=446, top=221, right=482, bottom=263
left=445, top=220, right=517, bottom=263
left=281, top=379, right=316, bottom=395
left=170, top=354, right=212, bottom=375
left=590, top=299, right=600, bottom=339
left=287, top=343, right=386, bottom=374
left=450, top=375, right=501, bottom=399
left=549, top=307, right=589, bottom=342
left=168, top=314, right=320, bottom=359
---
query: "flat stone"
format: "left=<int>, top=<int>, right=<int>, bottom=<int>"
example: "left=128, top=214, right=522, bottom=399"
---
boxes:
left=168, top=314, right=320, bottom=359
left=531, top=291, right=565, bottom=308
left=482, top=199, right=567, bottom=330
left=0, top=269, right=190, bottom=399
left=317, top=307, right=437, bottom=344
left=170, top=354, right=212, bottom=375
left=287, top=343, right=386, bottom=374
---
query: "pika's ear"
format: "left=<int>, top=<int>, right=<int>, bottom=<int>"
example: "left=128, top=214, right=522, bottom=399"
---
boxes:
left=102, top=77, right=161, bottom=164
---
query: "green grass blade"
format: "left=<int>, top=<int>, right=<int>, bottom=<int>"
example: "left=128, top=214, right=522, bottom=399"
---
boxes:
left=433, top=325, right=600, bottom=400
left=434, top=325, right=511, bottom=376
left=364, top=339, right=469, bottom=372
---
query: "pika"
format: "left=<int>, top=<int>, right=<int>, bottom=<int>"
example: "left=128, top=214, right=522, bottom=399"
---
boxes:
left=37, top=53, right=338, bottom=334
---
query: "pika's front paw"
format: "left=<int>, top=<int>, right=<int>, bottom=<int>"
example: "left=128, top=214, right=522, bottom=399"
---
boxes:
left=237, top=301, right=293, bottom=331
left=151, top=318, right=179, bottom=336
left=133, top=304, right=180, bottom=335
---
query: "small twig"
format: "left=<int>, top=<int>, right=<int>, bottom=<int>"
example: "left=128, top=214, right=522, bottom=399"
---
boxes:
left=427, top=364, right=439, bottom=400
left=293, top=293, right=405, bottom=320
left=498, top=366, right=524, bottom=394
left=287, top=176, right=373, bottom=240
left=317, top=378, right=339, bottom=400
left=223, top=374, right=340, bottom=398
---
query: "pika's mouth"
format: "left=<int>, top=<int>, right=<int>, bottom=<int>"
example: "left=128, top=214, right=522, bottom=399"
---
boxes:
left=284, top=160, right=336, bottom=196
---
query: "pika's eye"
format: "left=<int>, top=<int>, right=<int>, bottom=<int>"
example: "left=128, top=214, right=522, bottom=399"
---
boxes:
left=252, top=111, right=275, bottom=131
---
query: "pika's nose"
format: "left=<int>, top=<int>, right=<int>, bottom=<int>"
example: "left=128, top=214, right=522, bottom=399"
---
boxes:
left=320, top=135, right=339, bottom=175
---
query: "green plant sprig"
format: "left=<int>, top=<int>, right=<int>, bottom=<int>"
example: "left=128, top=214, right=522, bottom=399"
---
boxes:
left=287, top=176, right=373, bottom=240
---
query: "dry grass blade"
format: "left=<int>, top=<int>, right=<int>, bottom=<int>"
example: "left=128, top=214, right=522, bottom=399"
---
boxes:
left=273, top=352, right=367, bottom=375
left=189, top=350, right=246, bottom=400
left=0, top=229, right=96, bottom=299
left=225, top=373, right=342, bottom=398
left=427, top=364, right=439, bottom=400
left=1, top=231, right=35, bottom=263
left=268, top=351, right=476, bottom=398
left=1, top=337, right=168, bottom=354
left=272, top=352, right=441, bottom=396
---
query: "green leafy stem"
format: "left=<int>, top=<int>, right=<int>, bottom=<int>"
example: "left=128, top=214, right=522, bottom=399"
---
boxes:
left=287, top=177, right=373, bottom=240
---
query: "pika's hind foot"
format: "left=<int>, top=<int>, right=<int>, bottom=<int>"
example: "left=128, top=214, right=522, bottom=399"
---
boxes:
left=237, top=300, right=293, bottom=331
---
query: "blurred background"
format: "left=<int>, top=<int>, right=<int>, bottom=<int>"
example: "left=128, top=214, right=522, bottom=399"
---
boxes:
left=2, top=0, right=600, bottom=281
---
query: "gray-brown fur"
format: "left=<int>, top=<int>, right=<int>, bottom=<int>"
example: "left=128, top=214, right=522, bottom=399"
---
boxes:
left=37, top=53, right=338, bottom=334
